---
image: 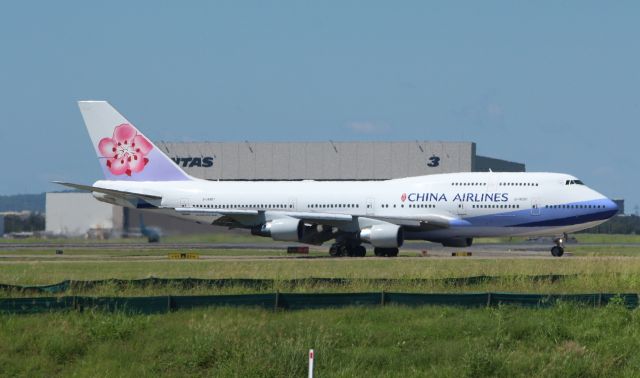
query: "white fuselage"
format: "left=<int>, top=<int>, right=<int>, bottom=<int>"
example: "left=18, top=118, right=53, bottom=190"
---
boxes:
left=92, top=171, right=618, bottom=242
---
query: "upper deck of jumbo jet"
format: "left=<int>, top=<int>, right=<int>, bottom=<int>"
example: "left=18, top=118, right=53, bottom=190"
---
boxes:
left=389, top=172, right=580, bottom=185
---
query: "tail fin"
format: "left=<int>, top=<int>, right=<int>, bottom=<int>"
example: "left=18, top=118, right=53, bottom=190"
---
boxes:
left=79, top=101, right=191, bottom=181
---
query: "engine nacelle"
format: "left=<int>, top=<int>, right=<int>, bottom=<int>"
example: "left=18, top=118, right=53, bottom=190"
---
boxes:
left=252, top=218, right=304, bottom=242
left=439, top=237, right=473, bottom=247
left=359, top=224, right=404, bottom=248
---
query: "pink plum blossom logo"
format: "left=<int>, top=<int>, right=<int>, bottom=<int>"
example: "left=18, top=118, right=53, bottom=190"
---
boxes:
left=400, top=193, right=407, bottom=202
left=98, top=124, right=153, bottom=176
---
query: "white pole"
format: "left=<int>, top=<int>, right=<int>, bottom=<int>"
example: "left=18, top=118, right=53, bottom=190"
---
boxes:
left=308, top=349, right=314, bottom=378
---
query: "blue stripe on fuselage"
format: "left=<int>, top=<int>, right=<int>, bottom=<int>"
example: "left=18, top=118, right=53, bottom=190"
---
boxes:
left=463, top=198, right=617, bottom=228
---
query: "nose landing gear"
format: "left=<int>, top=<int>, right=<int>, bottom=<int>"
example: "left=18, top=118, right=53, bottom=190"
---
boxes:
left=551, top=245, right=564, bottom=257
left=551, top=234, right=566, bottom=257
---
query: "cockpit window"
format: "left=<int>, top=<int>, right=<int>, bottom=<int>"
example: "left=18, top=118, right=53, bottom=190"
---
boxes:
left=565, top=179, right=585, bottom=185
left=574, top=180, right=584, bottom=185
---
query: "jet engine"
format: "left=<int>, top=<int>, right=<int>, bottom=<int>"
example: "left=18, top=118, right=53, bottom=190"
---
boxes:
left=359, top=224, right=404, bottom=248
left=252, top=217, right=304, bottom=242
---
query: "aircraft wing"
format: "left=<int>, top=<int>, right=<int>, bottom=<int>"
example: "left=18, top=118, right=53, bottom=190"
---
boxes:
left=53, top=183, right=463, bottom=232
left=175, top=208, right=352, bottom=221
left=375, top=213, right=470, bottom=229
left=174, top=207, right=461, bottom=231
left=174, top=208, right=353, bottom=228
left=174, top=207, right=262, bottom=228
left=175, top=208, right=260, bottom=216
left=281, top=212, right=460, bottom=230
left=53, top=181, right=162, bottom=201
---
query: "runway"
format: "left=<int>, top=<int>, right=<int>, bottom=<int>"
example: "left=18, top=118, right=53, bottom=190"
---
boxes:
left=0, top=240, right=637, bottom=261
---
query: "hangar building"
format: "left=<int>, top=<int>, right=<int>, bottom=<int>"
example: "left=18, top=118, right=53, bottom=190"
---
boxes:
left=46, top=141, right=525, bottom=238
left=155, top=141, right=524, bottom=181
left=45, top=192, right=114, bottom=237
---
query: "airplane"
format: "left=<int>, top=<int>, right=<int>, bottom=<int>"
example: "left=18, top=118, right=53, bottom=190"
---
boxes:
left=56, top=101, right=619, bottom=257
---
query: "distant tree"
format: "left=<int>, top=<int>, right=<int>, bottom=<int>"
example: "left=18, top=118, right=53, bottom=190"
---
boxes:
left=0, top=193, right=45, bottom=212
left=579, top=215, right=640, bottom=234
left=3, top=213, right=45, bottom=233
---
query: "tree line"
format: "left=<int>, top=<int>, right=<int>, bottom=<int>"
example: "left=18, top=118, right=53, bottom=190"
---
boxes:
left=581, top=215, right=640, bottom=234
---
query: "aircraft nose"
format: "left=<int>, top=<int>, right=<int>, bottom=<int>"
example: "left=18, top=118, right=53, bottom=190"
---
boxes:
left=605, top=198, right=619, bottom=214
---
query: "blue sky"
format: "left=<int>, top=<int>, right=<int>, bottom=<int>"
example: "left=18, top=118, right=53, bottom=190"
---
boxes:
left=1, top=2, right=638, bottom=210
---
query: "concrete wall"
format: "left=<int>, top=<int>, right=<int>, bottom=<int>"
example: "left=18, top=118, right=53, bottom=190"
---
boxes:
left=45, top=193, right=114, bottom=237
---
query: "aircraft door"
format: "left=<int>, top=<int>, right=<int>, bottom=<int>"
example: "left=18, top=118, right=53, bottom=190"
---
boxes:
left=179, top=198, right=190, bottom=208
left=366, top=198, right=375, bottom=216
left=486, top=175, right=498, bottom=193
left=531, top=198, right=541, bottom=216
left=288, top=198, right=297, bottom=211
left=457, top=203, right=467, bottom=216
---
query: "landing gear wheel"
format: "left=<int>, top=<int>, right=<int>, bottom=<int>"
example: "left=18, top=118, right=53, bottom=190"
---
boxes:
left=550, top=246, right=564, bottom=257
left=345, top=244, right=366, bottom=257
left=330, top=243, right=366, bottom=257
left=373, top=248, right=399, bottom=257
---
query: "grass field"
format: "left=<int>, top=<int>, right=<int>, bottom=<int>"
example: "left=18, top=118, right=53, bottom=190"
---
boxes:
left=2, top=253, right=640, bottom=297
left=2, top=303, right=640, bottom=377
left=1, top=235, right=640, bottom=296
left=3, top=235, right=640, bottom=376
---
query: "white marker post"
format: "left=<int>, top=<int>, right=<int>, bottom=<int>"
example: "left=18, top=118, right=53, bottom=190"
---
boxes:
left=308, top=349, right=315, bottom=378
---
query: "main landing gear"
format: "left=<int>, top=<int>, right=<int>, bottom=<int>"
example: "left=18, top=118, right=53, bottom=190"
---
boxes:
left=329, top=242, right=367, bottom=257
left=374, top=248, right=399, bottom=257
left=328, top=241, right=400, bottom=258
left=551, top=234, right=565, bottom=257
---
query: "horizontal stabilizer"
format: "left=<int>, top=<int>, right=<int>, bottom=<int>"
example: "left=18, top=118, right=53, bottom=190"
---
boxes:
left=53, top=181, right=162, bottom=201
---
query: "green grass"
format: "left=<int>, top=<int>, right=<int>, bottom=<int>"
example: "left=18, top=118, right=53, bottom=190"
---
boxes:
left=573, top=233, right=640, bottom=244
left=3, top=256, right=640, bottom=297
left=3, top=240, right=640, bottom=297
left=5, top=274, right=640, bottom=298
left=570, top=245, right=640, bottom=256
left=3, top=240, right=640, bottom=375
left=2, top=256, right=640, bottom=283
left=2, top=303, right=640, bottom=377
